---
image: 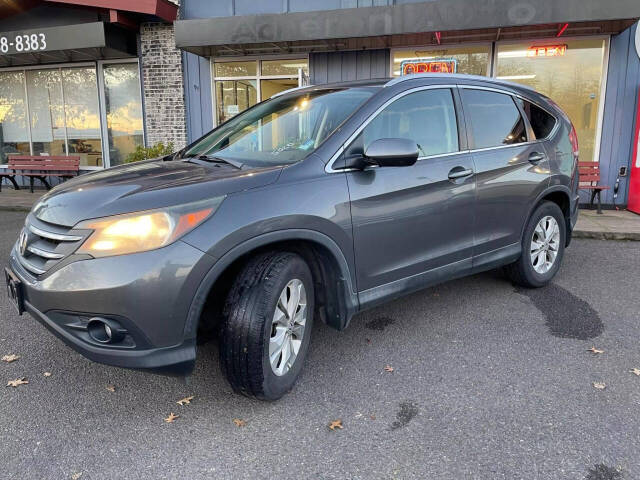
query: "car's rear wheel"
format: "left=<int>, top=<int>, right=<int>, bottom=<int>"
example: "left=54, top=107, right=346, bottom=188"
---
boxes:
left=504, top=201, right=566, bottom=288
left=219, top=252, right=314, bottom=400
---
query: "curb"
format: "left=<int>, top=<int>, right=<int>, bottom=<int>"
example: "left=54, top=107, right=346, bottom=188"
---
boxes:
left=0, top=206, right=31, bottom=213
left=573, top=230, right=640, bottom=241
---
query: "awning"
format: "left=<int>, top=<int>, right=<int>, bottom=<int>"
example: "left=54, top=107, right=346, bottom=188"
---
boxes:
left=175, top=0, right=640, bottom=57
left=0, top=21, right=136, bottom=67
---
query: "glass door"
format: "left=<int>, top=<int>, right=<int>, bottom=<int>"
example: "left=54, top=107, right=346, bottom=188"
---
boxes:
left=212, top=57, right=308, bottom=126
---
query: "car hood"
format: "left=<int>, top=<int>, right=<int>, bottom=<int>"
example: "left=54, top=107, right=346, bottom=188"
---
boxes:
left=32, top=159, right=283, bottom=227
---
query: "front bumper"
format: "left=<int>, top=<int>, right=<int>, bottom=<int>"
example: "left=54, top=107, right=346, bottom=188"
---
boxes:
left=8, top=240, right=216, bottom=375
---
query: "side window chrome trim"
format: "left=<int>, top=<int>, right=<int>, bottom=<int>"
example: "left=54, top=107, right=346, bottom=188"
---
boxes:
left=325, top=84, right=458, bottom=174
left=458, top=84, right=560, bottom=142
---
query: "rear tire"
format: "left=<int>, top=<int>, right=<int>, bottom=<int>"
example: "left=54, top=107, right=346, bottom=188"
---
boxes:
left=504, top=201, right=566, bottom=288
left=219, top=252, right=314, bottom=400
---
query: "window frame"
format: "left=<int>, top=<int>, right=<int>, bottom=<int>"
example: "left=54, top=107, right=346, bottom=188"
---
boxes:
left=326, top=85, right=465, bottom=173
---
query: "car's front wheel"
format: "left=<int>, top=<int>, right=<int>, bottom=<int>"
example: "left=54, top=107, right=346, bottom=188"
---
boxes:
left=220, top=252, right=314, bottom=400
left=504, top=201, right=566, bottom=288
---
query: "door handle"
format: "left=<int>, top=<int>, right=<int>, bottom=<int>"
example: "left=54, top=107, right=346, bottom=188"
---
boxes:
left=528, top=152, right=546, bottom=163
left=448, top=166, right=474, bottom=179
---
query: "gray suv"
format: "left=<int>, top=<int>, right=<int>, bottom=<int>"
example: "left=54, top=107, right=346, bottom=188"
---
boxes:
left=5, top=74, right=580, bottom=400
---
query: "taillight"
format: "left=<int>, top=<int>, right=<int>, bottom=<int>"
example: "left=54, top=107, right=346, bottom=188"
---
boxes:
left=569, top=124, right=579, bottom=158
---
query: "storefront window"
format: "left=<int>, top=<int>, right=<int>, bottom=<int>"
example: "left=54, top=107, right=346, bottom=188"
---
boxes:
left=26, top=70, right=66, bottom=157
left=0, top=71, right=30, bottom=162
left=63, top=67, right=102, bottom=166
left=392, top=45, right=491, bottom=77
left=0, top=61, right=143, bottom=168
left=213, top=58, right=308, bottom=125
left=103, top=63, right=144, bottom=166
left=214, top=61, right=257, bottom=77
left=496, top=38, right=607, bottom=163
left=261, top=59, right=309, bottom=76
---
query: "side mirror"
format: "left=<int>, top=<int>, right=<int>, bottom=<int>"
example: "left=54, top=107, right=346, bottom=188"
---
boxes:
left=363, top=138, right=418, bottom=167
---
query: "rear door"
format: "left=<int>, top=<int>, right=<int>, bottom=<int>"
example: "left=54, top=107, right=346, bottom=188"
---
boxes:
left=459, top=87, right=550, bottom=267
left=344, top=86, right=477, bottom=302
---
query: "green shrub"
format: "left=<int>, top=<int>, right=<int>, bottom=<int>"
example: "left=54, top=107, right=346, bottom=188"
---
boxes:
left=124, top=142, right=175, bottom=164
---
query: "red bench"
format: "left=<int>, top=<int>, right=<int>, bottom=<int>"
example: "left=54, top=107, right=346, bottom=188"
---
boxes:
left=578, top=161, right=610, bottom=214
left=1, top=155, right=80, bottom=193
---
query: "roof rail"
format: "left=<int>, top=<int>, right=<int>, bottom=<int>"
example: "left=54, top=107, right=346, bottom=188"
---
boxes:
left=384, top=73, right=535, bottom=91
left=270, top=84, right=314, bottom=98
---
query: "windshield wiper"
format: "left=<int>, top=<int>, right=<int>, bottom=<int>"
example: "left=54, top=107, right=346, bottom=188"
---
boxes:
left=182, top=154, right=243, bottom=169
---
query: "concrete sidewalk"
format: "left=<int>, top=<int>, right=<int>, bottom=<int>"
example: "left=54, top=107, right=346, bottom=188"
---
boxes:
left=0, top=189, right=44, bottom=212
left=1, top=188, right=639, bottom=240
left=573, top=208, right=640, bottom=241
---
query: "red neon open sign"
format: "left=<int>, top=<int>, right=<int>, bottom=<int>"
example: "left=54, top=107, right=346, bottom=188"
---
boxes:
left=527, top=45, right=567, bottom=58
left=401, top=59, right=457, bottom=75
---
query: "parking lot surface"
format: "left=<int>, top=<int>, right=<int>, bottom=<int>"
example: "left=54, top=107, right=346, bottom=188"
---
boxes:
left=1, top=210, right=639, bottom=479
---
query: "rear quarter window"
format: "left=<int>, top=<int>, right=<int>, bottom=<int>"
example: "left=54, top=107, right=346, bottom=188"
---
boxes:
left=517, top=98, right=557, bottom=140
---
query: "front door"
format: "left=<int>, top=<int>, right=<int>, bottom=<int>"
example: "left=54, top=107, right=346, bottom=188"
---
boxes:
left=344, top=87, right=476, bottom=303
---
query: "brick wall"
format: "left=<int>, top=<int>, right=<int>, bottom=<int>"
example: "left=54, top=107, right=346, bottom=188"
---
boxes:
left=140, top=22, right=188, bottom=150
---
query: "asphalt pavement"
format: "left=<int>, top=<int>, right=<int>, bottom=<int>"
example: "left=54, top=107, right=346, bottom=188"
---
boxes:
left=1, top=210, right=639, bottom=480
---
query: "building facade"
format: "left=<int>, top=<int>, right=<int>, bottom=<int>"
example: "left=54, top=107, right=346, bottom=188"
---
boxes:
left=175, top=0, right=640, bottom=208
left=0, top=0, right=182, bottom=184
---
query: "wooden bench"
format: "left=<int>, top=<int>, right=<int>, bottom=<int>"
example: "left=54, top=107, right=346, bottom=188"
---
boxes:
left=578, top=161, right=610, bottom=214
left=1, top=155, right=80, bottom=193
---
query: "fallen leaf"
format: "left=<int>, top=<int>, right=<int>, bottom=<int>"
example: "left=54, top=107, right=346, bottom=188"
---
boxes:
left=370, top=414, right=376, bottom=420
left=177, top=395, right=194, bottom=406
left=1, top=354, right=20, bottom=363
left=630, top=368, right=640, bottom=376
left=233, top=418, right=247, bottom=427
left=384, top=365, right=394, bottom=373
left=164, top=413, right=179, bottom=423
left=6, top=377, right=28, bottom=388
left=593, top=382, right=606, bottom=390
left=43, top=372, right=52, bottom=377
left=71, top=473, right=83, bottom=480
left=328, top=419, right=343, bottom=431
left=105, top=385, right=116, bottom=392
left=587, top=347, right=604, bottom=354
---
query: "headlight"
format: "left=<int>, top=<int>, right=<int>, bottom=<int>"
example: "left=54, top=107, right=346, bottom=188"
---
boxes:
left=75, top=197, right=225, bottom=258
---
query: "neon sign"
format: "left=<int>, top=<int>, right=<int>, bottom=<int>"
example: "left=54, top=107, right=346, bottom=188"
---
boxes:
left=527, top=44, right=567, bottom=58
left=401, top=58, right=457, bottom=75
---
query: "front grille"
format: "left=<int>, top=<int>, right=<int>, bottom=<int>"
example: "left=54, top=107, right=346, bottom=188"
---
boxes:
left=17, top=215, right=88, bottom=277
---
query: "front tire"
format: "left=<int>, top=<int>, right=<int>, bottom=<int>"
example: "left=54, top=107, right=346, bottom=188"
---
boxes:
left=504, top=201, right=566, bottom=288
left=220, top=252, right=314, bottom=400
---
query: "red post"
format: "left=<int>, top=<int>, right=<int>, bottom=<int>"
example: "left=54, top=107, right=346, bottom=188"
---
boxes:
left=628, top=88, right=640, bottom=214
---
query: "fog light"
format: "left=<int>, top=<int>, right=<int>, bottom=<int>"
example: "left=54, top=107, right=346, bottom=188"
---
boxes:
left=87, top=318, right=123, bottom=344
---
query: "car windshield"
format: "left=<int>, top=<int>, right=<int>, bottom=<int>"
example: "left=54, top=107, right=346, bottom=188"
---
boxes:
left=182, top=87, right=376, bottom=167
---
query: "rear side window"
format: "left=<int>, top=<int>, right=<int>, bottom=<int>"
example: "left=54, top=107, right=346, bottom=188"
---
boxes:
left=361, top=88, right=459, bottom=157
left=517, top=98, right=557, bottom=139
left=462, top=89, right=527, bottom=149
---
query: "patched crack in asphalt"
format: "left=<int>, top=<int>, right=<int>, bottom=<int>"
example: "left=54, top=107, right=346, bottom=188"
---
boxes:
left=515, top=283, right=603, bottom=340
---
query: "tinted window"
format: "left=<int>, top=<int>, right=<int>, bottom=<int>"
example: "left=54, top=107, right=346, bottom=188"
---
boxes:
left=517, top=98, right=557, bottom=139
left=462, top=89, right=527, bottom=149
left=361, top=88, right=459, bottom=157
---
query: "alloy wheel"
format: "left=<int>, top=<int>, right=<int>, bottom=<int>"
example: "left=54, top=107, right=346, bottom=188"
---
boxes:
left=269, top=279, right=307, bottom=376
